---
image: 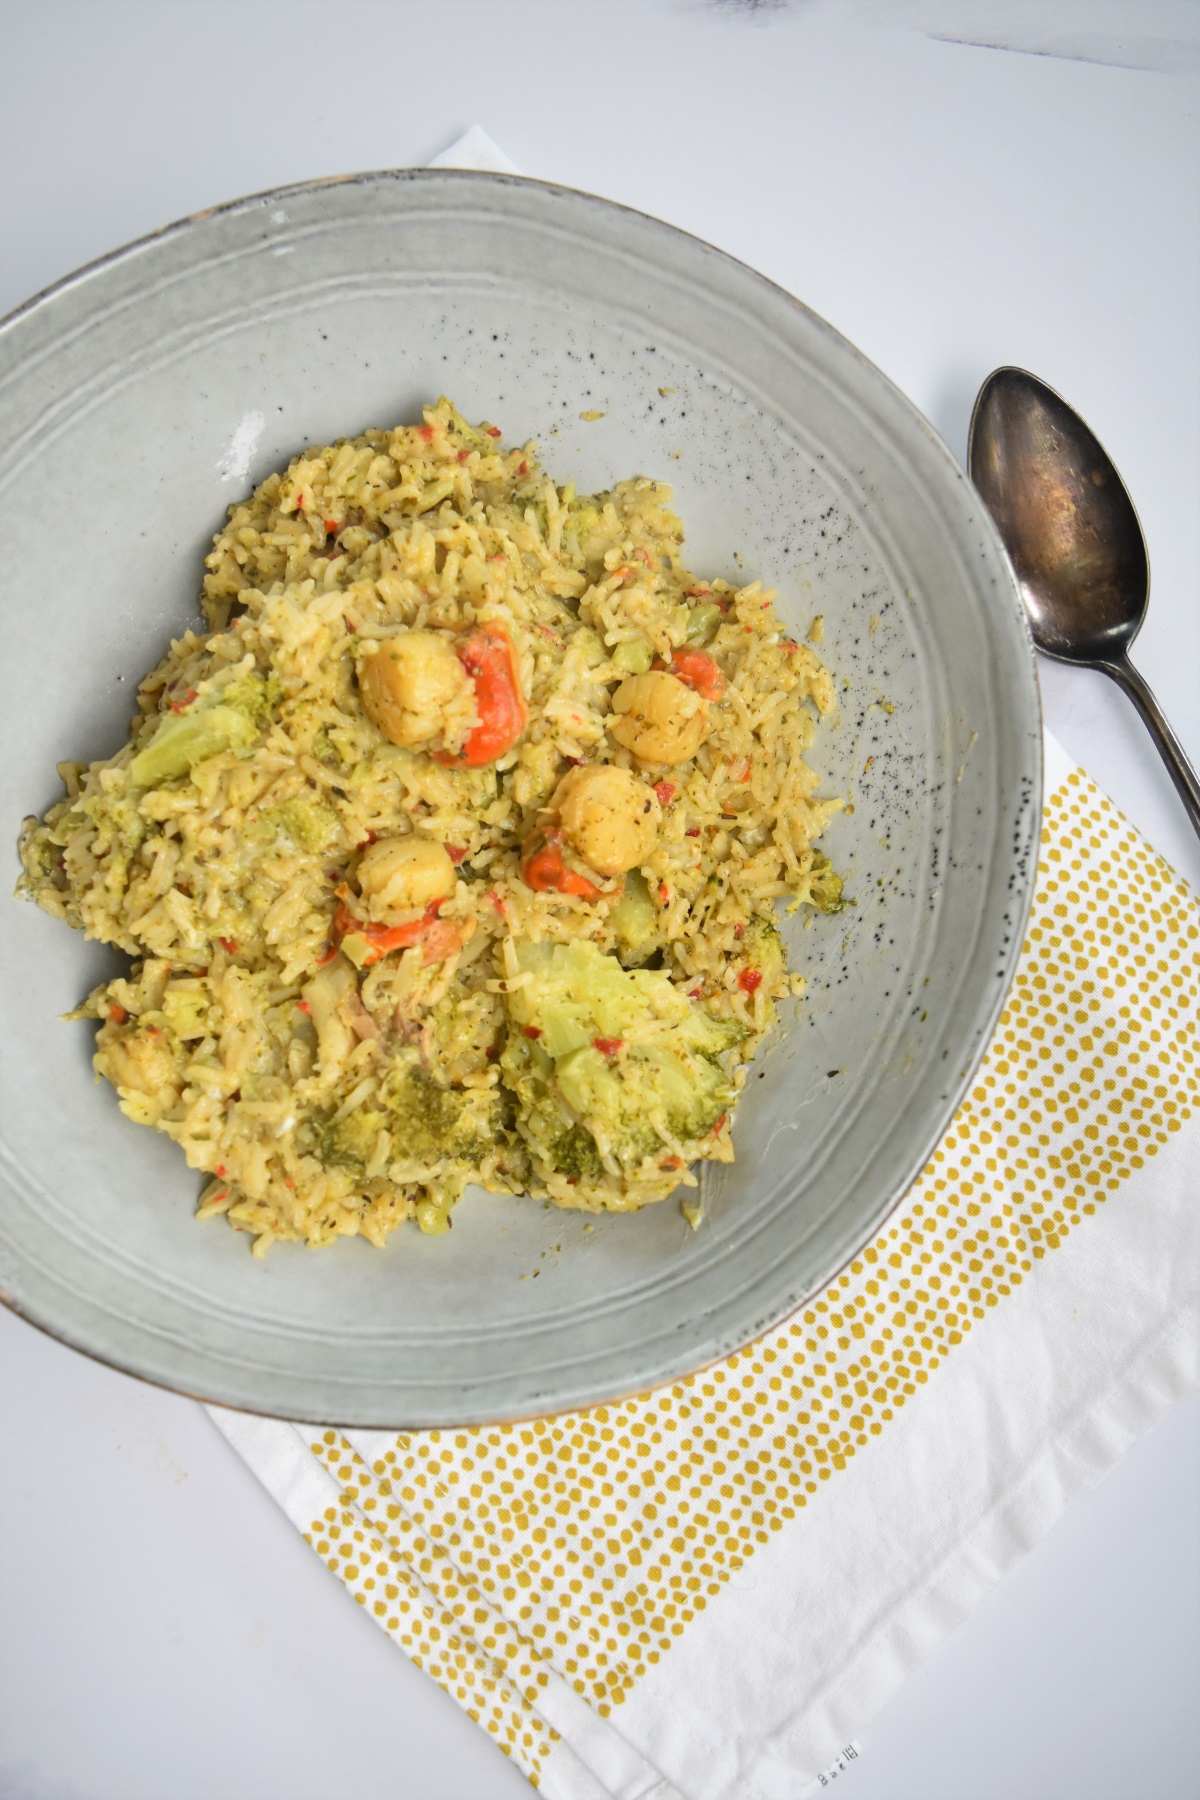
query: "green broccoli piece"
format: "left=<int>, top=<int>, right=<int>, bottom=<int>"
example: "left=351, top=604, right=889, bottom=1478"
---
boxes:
left=221, top=672, right=282, bottom=729
left=319, top=1108, right=386, bottom=1170
left=684, top=602, right=722, bottom=647
left=130, top=704, right=258, bottom=788
left=741, top=916, right=786, bottom=987
left=608, top=868, right=661, bottom=966
left=267, top=796, right=340, bottom=853
left=501, top=940, right=743, bottom=1187
left=552, top=1124, right=605, bottom=1179
left=808, top=852, right=851, bottom=914
left=379, top=1063, right=490, bottom=1164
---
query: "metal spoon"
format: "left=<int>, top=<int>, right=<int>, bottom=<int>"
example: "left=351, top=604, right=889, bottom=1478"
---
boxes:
left=968, top=365, right=1200, bottom=838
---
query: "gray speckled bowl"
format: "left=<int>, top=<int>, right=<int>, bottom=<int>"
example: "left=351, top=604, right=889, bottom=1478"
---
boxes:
left=0, top=171, right=1040, bottom=1425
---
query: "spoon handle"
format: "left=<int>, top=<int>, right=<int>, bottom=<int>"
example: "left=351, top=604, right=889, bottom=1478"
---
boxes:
left=1101, top=655, right=1200, bottom=840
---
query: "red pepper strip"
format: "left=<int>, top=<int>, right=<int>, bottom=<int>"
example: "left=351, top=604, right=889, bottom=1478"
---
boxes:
left=445, top=843, right=468, bottom=864
left=520, top=831, right=601, bottom=902
left=217, top=937, right=239, bottom=954
left=108, top=1003, right=128, bottom=1024
left=170, top=689, right=199, bottom=714
left=653, top=781, right=676, bottom=806
left=738, top=968, right=763, bottom=994
left=416, top=425, right=435, bottom=441
left=330, top=899, right=452, bottom=967
left=711, top=1114, right=727, bottom=1136
left=433, top=621, right=527, bottom=768
left=592, top=1037, right=624, bottom=1057
left=670, top=649, right=726, bottom=701
left=485, top=426, right=502, bottom=439
left=523, top=1025, right=542, bottom=1040
left=419, top=918, right=464, bottom=965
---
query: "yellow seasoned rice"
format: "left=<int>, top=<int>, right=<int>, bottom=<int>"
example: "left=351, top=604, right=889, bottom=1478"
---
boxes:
left=18, top=398, right=845, bottom=1254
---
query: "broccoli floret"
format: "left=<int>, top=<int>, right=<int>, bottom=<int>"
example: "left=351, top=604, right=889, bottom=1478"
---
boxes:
left=808, top=852, right=851, bottom=914
left=501, top=940, right=743, bottom=1192
left=379, top=1064, right=490, bottom=1164
left=608, top=868, right=661, bottom=966
left=130, top=704, right=258, bottom=788
left=221, top=671, right=281, bottom=729
left=552, top=1124, right=605, bottom=1179
left=318, top=1107, right=386, bottom=1169
left=555, top=1040, right=733, bottom=1160
left=266, top=796, right=340, bottom=853
left=741, top=916, right=786, bottom=988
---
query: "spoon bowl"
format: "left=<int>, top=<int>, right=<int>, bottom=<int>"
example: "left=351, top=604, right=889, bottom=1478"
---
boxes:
left=969, top=366, right=1200, bottom=838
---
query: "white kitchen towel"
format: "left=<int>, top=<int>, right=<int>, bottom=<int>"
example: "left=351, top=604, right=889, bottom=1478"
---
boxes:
left=208, top=133, right=1200, bottom=1800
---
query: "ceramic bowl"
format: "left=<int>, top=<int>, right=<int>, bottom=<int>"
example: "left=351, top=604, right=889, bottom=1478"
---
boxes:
left=0, top=172, right=1040, bottom=1424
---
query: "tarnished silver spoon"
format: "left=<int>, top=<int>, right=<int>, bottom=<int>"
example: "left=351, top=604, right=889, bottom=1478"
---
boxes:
left=968, top=366, right=1200, bottom=838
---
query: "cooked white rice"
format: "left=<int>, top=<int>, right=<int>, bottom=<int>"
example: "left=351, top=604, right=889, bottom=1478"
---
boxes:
left=18, top=398, right=844, bottom=1253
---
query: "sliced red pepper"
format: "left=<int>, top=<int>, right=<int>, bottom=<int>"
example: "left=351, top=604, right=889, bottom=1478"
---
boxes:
left=592, top=1037, right=624, bottom=1057
left=485, top=426, right=502, bottom=439
left=217, top=937, right=239, bottom=955
left=670, top=649, right=726, bottom=701
left=416, top=425, right=435, bottom=441
left=329, top=899, right=459, bottom=967
left=738, top=967, right=763, bottom=994
left=108, top=1003, right=128, bottom=1024
left=520, top=829, right=601, bottom=902
left=445, top=843, right=468, bottom=864
left=523, top=1025, right=543, bottom=1040
left=433, top=621, right=526, bottom=768
left=653, top=781, right=676, bottom=807
left=169, top=689, right=199, bottom=714
left=417, top=918, right=464, bottom=965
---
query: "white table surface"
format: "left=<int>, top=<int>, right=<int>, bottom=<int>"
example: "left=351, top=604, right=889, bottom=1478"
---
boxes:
left=2, top=4, right=1197, bottom=1797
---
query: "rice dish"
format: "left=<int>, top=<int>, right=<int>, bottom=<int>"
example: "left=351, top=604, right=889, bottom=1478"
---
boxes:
left=18, top=399, right=844, bottom=1253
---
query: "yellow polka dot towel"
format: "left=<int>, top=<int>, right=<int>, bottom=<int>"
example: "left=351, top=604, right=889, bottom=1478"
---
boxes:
left=209, top=727, right=1199, bottom=1799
